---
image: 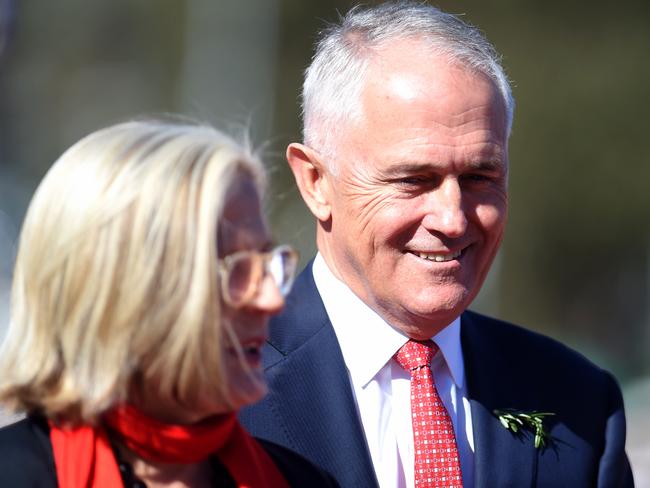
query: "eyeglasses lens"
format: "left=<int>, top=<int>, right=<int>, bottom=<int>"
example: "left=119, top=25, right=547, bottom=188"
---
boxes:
left=226, top=254, right=256, bottom=305
left=223, top=246, right=298, bottom=306
left=269, top=247, right=298, bottom=296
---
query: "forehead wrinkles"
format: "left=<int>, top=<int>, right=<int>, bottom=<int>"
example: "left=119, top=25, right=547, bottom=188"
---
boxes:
left=425, top=105, right=505, bottom=137
left=332, top=112, right=508, bottom=179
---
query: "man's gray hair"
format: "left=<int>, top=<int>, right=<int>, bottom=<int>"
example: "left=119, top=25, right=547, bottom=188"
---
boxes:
left=302, top=1, right=515, bottom=167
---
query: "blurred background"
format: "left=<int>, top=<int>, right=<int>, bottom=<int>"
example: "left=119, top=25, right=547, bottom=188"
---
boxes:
left=0, top=0, right=648, bottom=481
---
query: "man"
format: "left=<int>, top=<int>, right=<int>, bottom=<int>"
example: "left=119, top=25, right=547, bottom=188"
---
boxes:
left=240, top=2, right=633, bottom=487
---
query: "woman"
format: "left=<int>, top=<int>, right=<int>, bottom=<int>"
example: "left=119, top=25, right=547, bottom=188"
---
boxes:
left=0, top=119, right=337, bottom=487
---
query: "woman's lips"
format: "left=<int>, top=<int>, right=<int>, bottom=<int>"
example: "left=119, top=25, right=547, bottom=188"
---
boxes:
left=227, top=338, right=266, bottom=368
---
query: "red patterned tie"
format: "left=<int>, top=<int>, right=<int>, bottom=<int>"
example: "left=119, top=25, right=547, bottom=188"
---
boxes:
left=395, top=340, right=463, bottom=487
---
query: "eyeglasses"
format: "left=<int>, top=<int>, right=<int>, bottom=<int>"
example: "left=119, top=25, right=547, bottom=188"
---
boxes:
left=218, top=244, right=299, bottom=308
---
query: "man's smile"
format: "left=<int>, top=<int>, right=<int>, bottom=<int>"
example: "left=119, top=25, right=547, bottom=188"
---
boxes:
left=409, top=249, right=463, bottom=262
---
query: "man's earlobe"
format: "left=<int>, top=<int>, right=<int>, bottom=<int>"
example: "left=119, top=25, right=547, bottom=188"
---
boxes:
left=286, top=143, right=332, bottom=222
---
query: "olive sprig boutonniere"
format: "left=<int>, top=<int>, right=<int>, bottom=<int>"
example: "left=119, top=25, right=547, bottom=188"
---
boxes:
left=493, top=409, right=555, bottom=449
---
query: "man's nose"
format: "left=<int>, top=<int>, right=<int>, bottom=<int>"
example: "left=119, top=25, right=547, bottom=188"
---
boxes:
left=421, top=178, right=468, bottom=238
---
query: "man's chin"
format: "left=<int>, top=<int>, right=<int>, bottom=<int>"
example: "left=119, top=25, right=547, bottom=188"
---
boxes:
left=398, top=314, right=460, bottom=339
left=393, top=291, right=470, bottom=335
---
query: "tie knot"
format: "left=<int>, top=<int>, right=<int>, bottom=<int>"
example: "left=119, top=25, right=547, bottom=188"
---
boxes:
left=395, top=339, right=437, bottom=374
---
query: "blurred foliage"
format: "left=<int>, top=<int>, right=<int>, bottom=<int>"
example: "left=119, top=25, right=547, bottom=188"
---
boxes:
left=0, top=0, right=648, bottom=383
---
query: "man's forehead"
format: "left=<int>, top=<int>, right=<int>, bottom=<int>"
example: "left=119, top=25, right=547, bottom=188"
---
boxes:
left=383, top=73, right=421, bottom=103
left=361, top=41, right=505, bottom=118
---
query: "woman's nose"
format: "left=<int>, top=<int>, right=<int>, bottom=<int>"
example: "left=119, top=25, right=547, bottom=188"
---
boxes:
left=247, top=273, right=285, bottom=315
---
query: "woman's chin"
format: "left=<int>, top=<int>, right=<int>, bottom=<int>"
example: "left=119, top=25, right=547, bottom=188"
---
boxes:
left=229, top=378, right=268, bottom=410
left=223, top=361, right=268, bottom=408
left=185, top=383, right=268, bottom=422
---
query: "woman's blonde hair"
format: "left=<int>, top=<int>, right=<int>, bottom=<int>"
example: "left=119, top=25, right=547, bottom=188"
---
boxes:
left=0, top=118, right=265, bottom=424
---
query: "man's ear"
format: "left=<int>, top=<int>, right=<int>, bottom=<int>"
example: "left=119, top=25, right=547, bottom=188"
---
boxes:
left=286, top=143, right=332, bottom=222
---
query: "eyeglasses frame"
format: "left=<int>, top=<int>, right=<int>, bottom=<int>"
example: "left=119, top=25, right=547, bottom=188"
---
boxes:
left=218, top=244, right=299, bottom=308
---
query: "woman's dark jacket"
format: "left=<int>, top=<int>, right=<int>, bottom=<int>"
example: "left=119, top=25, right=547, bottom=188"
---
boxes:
left=0, top=416, right=339, bottom=487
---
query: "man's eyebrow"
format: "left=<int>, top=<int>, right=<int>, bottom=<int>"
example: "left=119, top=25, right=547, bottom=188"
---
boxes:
left=385, top=163, right=432, bottom=174
left=466, top=159, right=506, bottom=171
left=382, top=159, right=506, bottom=176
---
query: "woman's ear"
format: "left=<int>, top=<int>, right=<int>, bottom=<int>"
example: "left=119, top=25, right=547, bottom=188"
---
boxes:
left=286, top=143, right=332, bottom=222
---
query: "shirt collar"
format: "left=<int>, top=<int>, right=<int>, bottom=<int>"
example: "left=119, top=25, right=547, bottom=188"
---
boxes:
left=312, top=253, right=465, bottom=389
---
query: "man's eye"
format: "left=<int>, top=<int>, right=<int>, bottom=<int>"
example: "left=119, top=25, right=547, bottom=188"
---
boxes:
left=397, top=176, right=430, bottom=185
left=462, top=173, right=491, bottom=183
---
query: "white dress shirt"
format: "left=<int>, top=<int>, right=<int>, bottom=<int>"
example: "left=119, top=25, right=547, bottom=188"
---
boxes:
left=312, top=254, right=475, bottom=488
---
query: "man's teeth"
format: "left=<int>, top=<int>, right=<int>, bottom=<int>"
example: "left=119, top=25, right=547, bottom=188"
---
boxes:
left=416, top=250, right=462, bottom=262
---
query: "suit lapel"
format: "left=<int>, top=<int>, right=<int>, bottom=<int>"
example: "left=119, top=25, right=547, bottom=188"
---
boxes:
left=264, top=264, right=378, bottom=487
left=462, top=312, right=537, bottom=488
left=470, top=398, right=537, bottom=488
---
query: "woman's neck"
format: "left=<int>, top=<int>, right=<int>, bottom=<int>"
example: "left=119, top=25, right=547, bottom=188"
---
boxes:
left=114, top=441, right=215, bottom=488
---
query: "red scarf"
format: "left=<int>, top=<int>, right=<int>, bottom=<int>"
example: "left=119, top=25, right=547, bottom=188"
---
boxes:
left=49, top=404, right=289, bottom=488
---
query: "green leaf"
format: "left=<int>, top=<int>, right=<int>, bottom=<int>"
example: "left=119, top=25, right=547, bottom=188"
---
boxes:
left=493, top=409, right=554, bottom=450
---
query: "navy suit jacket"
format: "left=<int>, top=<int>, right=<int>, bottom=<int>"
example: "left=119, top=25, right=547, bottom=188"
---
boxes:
left=240, top=263, right=634, bottom=487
